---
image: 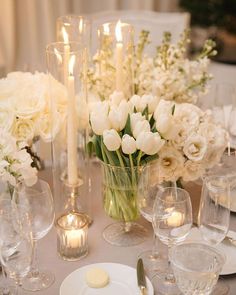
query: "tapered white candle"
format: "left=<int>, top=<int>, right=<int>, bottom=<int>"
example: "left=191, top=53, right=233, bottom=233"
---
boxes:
left=67, top=55, right=78, bottom=185
left=115, top=20, right=123, bottom=92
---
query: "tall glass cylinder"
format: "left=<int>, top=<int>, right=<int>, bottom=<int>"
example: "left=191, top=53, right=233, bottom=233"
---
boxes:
left=46, top=42, right=90, bottom=222
left=97, top=21, right=134, bottom=99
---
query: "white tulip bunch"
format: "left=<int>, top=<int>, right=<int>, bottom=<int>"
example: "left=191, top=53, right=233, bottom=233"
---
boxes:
left=89, top=92, right=227, bottom=182
left=0, top=129, right=38, bottom=187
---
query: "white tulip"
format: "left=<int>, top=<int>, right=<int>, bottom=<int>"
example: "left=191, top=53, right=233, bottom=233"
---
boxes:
left=154, top=99, right=174, bottom=121
left=156, top=113, right=179, bottom=140
left=183, top=134, right=207, bottom=161
left=130, top=95, right=146, bottom=112
left=121, top=135, right=136, bottom=154
left=130, top=112, right=145, bottom=132
left=133, top=120, right=150, bottom=139
left=136, top=132, right=165, bottom=155
left=90, top=101, right=111, bottom=135
left=141, top=94, right=159, bottom=114
left=108, top=100, right=129, bottom=131
left=103, top=129, right=121, bottom=151
left=109, top=91, right=125, bottom=106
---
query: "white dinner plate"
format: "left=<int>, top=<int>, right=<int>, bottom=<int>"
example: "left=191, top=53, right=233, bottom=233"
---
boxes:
left=60, top=262, right=154, bottom=295
left=187, top=227, right=236, bottom=275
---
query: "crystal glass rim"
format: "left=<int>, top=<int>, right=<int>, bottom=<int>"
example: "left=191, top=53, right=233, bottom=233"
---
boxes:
left=56, top=212, right=88, bottom=230
left=14, top=179, right=51, bottom=196
left=99, top=21, right=134, bottom=33
left=57, top=14, right=91, bottom=25
left=156, top=187, right=191, bottom=204
left=46, top=41, right=87, bottom=55
left=171, top=242, right=226, bottom=274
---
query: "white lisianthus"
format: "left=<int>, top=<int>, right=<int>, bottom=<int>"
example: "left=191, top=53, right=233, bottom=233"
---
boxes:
left=157, top=146, right=185, bottom=181
left=12, top=118, right=35, bottom=143
left=109, top=91, right=126, bottom=106
left=182, top=160, right=205, bottom=182
left=133, top=120, right=150, bottom=139
left=141, top=94, right=159, bottom=114
left=136, top=132, right=165, bottom=155
left=90, top=101, right=110, bottom=135
left=171, top=123, right=191, bottom=149
left=108, top=100, right=129, bottom=131
left=183, top=134, right=207, bottom=162
left=121, top=135, right=136, bottom=154
left=174, top=103, right=202, bottom=129
left=103, top=129, right=121, bottom=151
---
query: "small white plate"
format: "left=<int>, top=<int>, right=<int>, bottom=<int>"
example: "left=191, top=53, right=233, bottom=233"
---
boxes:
left=60, top=262, right=154, bottom=295
left=187, top=228, right=236, bottom=275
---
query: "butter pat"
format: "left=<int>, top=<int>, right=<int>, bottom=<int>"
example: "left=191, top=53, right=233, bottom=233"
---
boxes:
left=85, top=268, right=109, bottom=288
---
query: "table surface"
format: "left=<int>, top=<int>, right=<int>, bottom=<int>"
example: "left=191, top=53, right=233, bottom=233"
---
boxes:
left=22, top=163, right=236, bottom=295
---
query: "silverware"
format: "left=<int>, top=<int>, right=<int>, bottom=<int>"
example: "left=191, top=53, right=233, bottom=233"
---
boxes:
left=137, top=258, right=147, bottom=295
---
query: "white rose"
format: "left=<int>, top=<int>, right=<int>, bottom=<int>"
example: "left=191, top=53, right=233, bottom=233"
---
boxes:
left=136, top=132, right=165, bottom=155
left=141, top=94, right=159, bottom=114
left=182, top=160, right=205, bottom=182
left=103, top=129, right=121, bottom=151
left=37, top=111, right=61, bottom=143
left=157, top=146, right=185, bottom=181
left=133, top=120, right=150, bottom=139
left=109, top=91, right=125, bottom=106
left=130, top=95, right=146, bottom=112
left=11, top=118, right=35, bottom=142
left=121, top=135, right=136, bottom=154
left=0, top=104, right=14, bottom=131
left=90, top=101, right=111, bottom=135
left=108, top=100, right=129, bottom=131
left=174, top=103, right=202, bottom=128
left=183, top=134, right=207, bottom=161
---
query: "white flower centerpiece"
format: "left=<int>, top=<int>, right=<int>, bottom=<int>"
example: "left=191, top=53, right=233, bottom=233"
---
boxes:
left=88, top=89, right=227, bottom=246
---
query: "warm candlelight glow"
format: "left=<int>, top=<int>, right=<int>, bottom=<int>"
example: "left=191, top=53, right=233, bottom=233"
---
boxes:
left=166, top=209, right=184, bottom=227
left=115, top=20, right=122, bottom=42
left=54, top=48, right=62, bottom=64
left=103, top=23, right=110, bottom=35
left=62, top=26, right=69, bottom=44
left=79, top=18, right=83, bottom=34
left=69, top=55, right=75, bottom=75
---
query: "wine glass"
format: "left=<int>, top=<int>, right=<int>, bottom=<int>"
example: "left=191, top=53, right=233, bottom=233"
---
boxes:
left=137, top=162, right=166, bottom=277
left=152, top=187, right=193, bottom=295
left=0, top=199, right=33, bottom=295
left=12, top=179, right=55, bottom=292
left=198, top=175, right=230, bottom=245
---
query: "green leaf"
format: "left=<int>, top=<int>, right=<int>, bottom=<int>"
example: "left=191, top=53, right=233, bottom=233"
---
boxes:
left=140, top=154, right=158, bottom=165
left=124, top=114, right=132, bottom=136
left=149, top=114, right=155, bottom=129
left=171, top=104, right=176, bottom=115
left=93, top=136, right=103, bottom=161
left=142, top=105, right=149, bottom=120
left=101, top=141, right=120, bottom=166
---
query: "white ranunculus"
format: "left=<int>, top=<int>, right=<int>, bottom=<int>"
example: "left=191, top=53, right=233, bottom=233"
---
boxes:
left=108, top=100, right=129, bottom=131
left=182, top=160, right=205, bottom=182
left=130, top=95, right=146, bottom=112
left=141, top=94, right=159, bottom=114
left=157, top=146, right=185, bottom=181
left=133, top=120, right=150, bottom=139
left=109, top=91, right=126, bottom=106
left=121, top=135, right=136, bottom=154
left=11, top=118, right=35, bottom=143
left=103, top=129, right=121, bottom=151
left=90, top=101, right=111, bottom=135
left=183, top=134, right=207, bottom=162
left=136, top=132, right=165, bottom=155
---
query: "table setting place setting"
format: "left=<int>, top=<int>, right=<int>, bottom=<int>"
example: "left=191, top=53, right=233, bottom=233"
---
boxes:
left=1, top=11, right=236, bottom=295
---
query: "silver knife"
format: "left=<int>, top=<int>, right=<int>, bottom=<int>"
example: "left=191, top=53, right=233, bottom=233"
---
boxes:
left=137, top=258, right=147, bottom=295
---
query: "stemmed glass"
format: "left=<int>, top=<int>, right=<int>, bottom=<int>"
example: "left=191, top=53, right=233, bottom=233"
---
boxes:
left=137, top=163, right=166, bottom=277
left=12, top=179, right=55, bottom=292
left=152, top=187, right=193, bottom=295
left=198, top=175, right=230, bottom=245
left=0, top=199, right=33, bottom=295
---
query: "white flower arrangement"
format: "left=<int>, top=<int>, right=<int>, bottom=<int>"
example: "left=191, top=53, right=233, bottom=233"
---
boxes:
left=88, top=91, right=227, bottom=183
left=0, top=129, right=37, bottom=187
left=88, top=30, right=216, bottom=105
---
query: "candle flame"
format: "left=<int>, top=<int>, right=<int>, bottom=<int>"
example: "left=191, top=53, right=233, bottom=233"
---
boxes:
left=103, top=23, right=110, bottom=35
left=54, top=48, right=62, bottom=64
left=79, top=18, right=83, bottom=34
left=69, top=55, right=75, bottom=75
left=115, top=20, right=122, bottom=42
left=62, top=26, right=69, bottom=44
left=68, top=213, right=74, bottom=224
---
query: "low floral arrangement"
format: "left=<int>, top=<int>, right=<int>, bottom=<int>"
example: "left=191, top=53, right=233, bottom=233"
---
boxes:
left=0, top=129, right=37, bottom=188
left=88, top=30, right=216, bottom=104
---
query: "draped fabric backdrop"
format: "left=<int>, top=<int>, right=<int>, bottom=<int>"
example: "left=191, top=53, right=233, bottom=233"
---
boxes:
left=0, top=0, right=179, bottom=76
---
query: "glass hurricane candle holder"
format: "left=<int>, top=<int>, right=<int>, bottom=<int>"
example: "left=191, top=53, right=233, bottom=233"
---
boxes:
left=56, top=211, right=88, bottom=261
left=46, top=42, right=91, bottom=223
left=98, top=20, right=134, bottom=98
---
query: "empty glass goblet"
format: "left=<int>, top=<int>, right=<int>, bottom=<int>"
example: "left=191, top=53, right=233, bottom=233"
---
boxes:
left=170, top=242, right=225, bottom=295
left=152, top=187, right=193, bottom=295
left=12, top=179, right=55, bottom=291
